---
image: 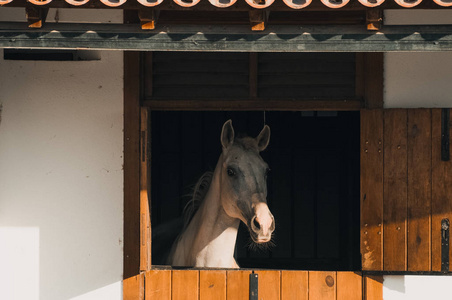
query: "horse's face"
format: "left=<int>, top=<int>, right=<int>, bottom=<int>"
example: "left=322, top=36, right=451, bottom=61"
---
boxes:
left=219, top=120, right=275, bottom=244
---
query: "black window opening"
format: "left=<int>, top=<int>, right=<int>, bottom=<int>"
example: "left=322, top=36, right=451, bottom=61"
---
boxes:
left=150, top=111, right=360, bottom=271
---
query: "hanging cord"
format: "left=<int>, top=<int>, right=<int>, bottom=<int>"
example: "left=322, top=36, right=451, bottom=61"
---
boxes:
left=263, top=111, right=267, bottom=126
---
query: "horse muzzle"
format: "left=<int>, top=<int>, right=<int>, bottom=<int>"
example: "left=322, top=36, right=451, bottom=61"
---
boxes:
left=250, top=202, right=275, bottom=243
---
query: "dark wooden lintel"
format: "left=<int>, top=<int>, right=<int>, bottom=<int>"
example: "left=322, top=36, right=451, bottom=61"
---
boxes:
left=142, top=99, right=363, bottom=111
left=25, top=6, right=49, bottom=28
left=249, top=10, right=270, bottom=31
left=139, top=10, right=160, bottom=30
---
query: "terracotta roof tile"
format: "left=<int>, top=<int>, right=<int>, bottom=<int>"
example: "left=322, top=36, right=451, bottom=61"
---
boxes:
left=1, top=0, right=452, bottom=8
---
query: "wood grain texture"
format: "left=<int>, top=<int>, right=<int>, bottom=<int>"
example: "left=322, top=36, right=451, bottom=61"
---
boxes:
left=226, top=270, right=251, bottom=300
left=363, top=275, right=383, bottom=300
left=360, top=109, right=384, bottom=271
left=124, top=273, right=144, bottom=300
left=200, top=270, right=226, bottom=300
left=124, top=51, right=142, bottom=279
left=143, top=99, right=362, bottom=111
left=308, top=271, right=336, bottom=300
left=255, top=270, right=281, bottom=300
left=432, top=108, right=452, bottom=272
left=383, top=109, right=408, bottom=271
left=336, top=272, right=362, bottom=300
left=363, top=53, right=383, bottom=109
left=407, top=109, right=432, bottom=271
left=172, top=270, right=199, bottom=300
left=145, top=270, right=171, bottom=300
left=281, top=270, right=308, bottom=300
left=140, top=107, right=151, bottom=271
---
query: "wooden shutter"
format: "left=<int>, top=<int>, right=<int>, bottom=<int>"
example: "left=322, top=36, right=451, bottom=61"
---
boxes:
left=361, top=108, right=452, bottom=272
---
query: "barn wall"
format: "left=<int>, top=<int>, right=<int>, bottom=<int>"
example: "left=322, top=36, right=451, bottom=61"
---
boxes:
left=384, top=10, right=452, bottom=108
left=0, top=9, right=124, bottom=300
left=383, top=9, right=452, bottom=300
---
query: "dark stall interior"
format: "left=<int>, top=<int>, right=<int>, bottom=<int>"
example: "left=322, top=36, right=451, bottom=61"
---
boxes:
left=150, top=111, right=360, bottom=271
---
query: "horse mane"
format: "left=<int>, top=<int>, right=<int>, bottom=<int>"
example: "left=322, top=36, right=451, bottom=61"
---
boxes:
left=182, top=171, right=214, bottom=229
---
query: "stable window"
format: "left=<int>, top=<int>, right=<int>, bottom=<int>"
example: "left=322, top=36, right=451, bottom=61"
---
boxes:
left=141, top=51, right=367, bottom=271
left=123, top=51, right=387, bottom=299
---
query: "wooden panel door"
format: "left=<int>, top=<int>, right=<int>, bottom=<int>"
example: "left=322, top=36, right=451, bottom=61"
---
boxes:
left=361, top=108, right=451, bottom=272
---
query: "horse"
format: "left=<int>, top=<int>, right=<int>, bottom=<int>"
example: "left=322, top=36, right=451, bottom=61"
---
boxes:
left=167, top=119, right=275, bottom=268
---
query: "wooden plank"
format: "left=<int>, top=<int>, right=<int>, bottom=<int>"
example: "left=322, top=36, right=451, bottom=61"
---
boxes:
left=25, top=6, right=49, bottom=29
left=255, top=270, right=280, bottom=300
left=407, top=109, right=432, bottom=271
left=336, top=272, right=362, bottom=300
left=249, top=52, right=258, bottom=99
left=138, top=10, right=159, bottom=30
left=200, top=270, right=226, bottom=300
left=140, top=107, right=151, bottom=271
left=145, top=270, right=171, bottom=300
left=355, top=53, right=365, bottom=99
left=249, top=10, right=269, bottom=31
left=360, top=109, right=384, bottom=271
left=363, top=275, right=383, bottom=300
left=363, top=53, right=384, bottom=109
left=432, top=108, right=452, bottom=272
left=124, top=51, right=142, bottom=279
left=144, top=52, right=153, bottom=98
left=124, top=273, right=145, bottom=300
left=226, top=270, right=251, bottom=300
left=143, top=99, right=363, bottom=111
left=308, top=271, right=336, bottom=300
left=172, top=270, right=199, bottom=300
left=383, top=109, right=408, bottom=271
left=281, top=270, right=308, bottom=300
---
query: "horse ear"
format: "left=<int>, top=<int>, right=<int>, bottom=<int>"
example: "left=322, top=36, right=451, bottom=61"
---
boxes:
left=257, top=125, right=271, bottom=152
left=221, top=120, right=235, bottom=149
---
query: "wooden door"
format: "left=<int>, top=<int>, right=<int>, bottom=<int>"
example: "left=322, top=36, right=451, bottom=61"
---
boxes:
left=140, top=270, right=382, bottom=300
left=361, top=108, right=452, bottom=272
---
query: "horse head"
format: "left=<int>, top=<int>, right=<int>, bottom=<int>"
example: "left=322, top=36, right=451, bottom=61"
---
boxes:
left=219, top=120, right=275, bottom=244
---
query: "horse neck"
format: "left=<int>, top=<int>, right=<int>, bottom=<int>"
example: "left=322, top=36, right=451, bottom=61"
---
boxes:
left=184, top=154, right=240, bottom=267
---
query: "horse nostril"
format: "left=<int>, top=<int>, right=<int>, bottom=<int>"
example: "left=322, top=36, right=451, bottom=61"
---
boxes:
left=253, top=218, right=261, bottom=231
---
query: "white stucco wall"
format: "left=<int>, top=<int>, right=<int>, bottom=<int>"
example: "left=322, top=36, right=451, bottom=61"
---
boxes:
left=0, top=49, right=124, bottom=300
left=384, top=9, right=452, bottom=108
left=1, top=6, right=452, bottom=300
left=0, top=9, right=123, bottom=300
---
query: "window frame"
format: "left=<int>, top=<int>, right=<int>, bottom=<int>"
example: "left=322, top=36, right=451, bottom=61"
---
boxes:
left=123, top=51, right=384, bottom=281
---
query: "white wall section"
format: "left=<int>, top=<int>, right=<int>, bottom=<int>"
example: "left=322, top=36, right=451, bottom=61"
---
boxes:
left=0, top=50, right=124, bottom=300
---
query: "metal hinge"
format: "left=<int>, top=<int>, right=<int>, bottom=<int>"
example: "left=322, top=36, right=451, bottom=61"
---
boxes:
left=442, top=218, right=449, bottom=273
left=249, top=272, right=258, bottom=300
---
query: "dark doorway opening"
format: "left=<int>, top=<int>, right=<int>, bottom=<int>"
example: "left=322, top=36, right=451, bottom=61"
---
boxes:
left=151, top=111, right=360, bottom=271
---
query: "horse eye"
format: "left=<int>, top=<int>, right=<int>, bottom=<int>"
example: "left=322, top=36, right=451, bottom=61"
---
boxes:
left=227, top=168, right=236, bottom=177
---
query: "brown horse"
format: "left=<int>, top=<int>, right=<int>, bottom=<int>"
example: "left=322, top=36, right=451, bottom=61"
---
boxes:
left=168, top=120, right=275, bottom=268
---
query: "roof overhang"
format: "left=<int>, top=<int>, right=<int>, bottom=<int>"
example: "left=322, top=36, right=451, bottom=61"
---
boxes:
left=2, top=23, right=452, bottom=52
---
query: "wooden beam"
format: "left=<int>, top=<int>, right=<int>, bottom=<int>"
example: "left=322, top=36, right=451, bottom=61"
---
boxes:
left=142, top=99, right=363, bottom=111
left=363, top=53, right=384, bottom=109
left=366, top=9, right=383, bottom=31
left=124, top=51, right=142, bottom=280
left=138, top=10, right=160, bottom=30
left=3, top=23, right=452, bottom=52
left=25, top=6, right=48, bottom=28
left=249, top=10, right=269, bottom=31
